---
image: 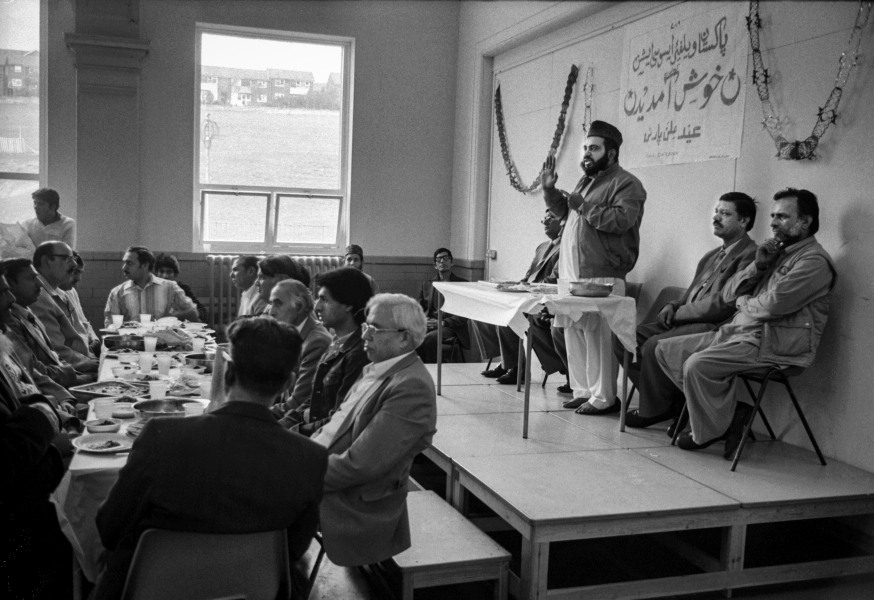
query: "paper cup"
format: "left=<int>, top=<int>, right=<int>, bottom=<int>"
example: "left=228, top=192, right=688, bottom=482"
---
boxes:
left=140, top=313, right=152, bottom=324
left=557, top=279, right=571, bottom=296
left=111, top=314, right=124, bottom=328
left=138, top=352, right=154, bottom=373
left=143, top=336, right=158, bottom=352
left=184, top=402, right=205, bottom=417
left=93, top=398, right=114, bottom=419
left=156, top=354, right=172, bottom=375
left=199, top=381, right=212, bottom=400
left=192, top=338, right=205, bottom=352
left=149, top=380, right=168, bottom=399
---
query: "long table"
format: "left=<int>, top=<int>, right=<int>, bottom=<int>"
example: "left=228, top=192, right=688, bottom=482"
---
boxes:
left=433, top=282, right=636, bottom=436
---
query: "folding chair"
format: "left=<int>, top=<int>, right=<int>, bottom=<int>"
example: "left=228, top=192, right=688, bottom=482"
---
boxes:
left=121, top=529, right=291, bottom=600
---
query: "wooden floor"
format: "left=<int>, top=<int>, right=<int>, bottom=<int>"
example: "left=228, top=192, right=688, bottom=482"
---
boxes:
left=412, top=362, right=874, bottom=600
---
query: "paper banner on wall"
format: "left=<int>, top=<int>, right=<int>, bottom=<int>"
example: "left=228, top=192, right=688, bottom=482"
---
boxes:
left=620, top=2, right=749, bottom=168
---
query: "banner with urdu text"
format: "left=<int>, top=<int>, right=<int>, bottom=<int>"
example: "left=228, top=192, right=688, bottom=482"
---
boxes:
left=620, top=2, right=748, bottom=168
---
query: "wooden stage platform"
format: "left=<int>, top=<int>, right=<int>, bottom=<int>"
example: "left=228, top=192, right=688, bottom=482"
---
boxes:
left=422, top=363, right=874, bottom=600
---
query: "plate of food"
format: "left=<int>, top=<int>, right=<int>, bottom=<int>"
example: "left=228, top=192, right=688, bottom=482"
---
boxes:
left=72, top=381, right=149, bottom=402
left=73, top=433, right=134, bottom=453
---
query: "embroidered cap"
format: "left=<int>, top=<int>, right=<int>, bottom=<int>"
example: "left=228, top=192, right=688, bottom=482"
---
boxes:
left=587, top=120, right=623, bottom=147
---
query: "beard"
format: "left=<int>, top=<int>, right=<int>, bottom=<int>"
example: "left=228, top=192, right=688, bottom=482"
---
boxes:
left=773, top=221, right=806, bottom=245
left=581, top=153, right=610, bottom=177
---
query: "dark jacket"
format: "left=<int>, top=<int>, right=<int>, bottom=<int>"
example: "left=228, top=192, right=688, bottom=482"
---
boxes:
left=418, top=272, right=470, bottom=349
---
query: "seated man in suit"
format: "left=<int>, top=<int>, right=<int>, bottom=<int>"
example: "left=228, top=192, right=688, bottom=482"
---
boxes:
left=273, top=267, right=373, bottom=433
left=655, top=188, right=836, bottom=459
left=3, top=258, right=92, bottom=389
left=29, top=241, right=99, bottom=373
left=416, top=247, right=469, bottom=363
left=59, top=252, right=101, bottom=356
left=104, top=246, right=199, bottom=325
left=618, top=192, right=758, bottom=430
left=267, top=279, right=332, bottom=411
left=312, top=293, right=437, bottom=566
left=478, top=209, right=564, bottom=385
left=93, top=317, right=328, bottom=600
left=231, top=255, right=267, bottom=316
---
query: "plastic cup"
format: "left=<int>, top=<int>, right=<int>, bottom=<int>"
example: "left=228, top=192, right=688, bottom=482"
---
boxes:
left=199, top=381, right=212, bottom=400
left=143, top=336, right=158, bottom=352
left=149, top=380, right=168, bottom=399
left=111, top=314, right=124, bottom=328
left=140, top=313, right=152, bottom=324
left=93, top=398, right=114, bottom=419
left=184, top=402, right=205, bottom=417
left=156, top=354, right=172, bottom=376
left=192, top=338, right=205, bottom=352
left=557, top=279, right=570, bottom=296
left=138, top=352, right=154, bottom=373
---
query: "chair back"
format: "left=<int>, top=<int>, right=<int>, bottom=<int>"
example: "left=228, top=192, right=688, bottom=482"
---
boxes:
left=640, top=286, right=686, bottom=324
left=121, top=529, right=291, bottom=600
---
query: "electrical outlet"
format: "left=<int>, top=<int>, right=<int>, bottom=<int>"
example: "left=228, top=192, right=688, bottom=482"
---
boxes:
left=487, top=249, right=497, bottom=259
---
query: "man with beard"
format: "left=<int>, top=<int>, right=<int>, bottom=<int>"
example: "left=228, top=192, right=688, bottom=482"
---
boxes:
left=655, top=188, right=836, bottom=459
left=620, top=193, right=758, bottom=433
left=540, top=120, right=647, bottom=415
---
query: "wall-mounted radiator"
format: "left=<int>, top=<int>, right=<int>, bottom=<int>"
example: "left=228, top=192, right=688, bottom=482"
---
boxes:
left=206, top=255, right=343, bottom=328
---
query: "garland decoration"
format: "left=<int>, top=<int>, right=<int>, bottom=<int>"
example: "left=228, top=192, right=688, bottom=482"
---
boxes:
left=580, top=66, right=594, bottom=135
left=495, top=65, right=579, bottom=193
left=747, top=0, right=872, bottom=160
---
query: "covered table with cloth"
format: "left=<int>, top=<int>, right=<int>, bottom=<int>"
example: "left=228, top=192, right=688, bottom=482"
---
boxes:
left=433, top=282, right=636, bottom=435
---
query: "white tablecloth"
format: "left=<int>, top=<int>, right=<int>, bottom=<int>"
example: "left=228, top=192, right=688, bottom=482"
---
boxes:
left=433, top=282, right=637, bottom=352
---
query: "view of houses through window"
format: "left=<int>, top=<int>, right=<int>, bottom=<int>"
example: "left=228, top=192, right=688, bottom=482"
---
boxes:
left=0, top=0, right=40, bottom=226
left=197, top=29, right=351, bottom=252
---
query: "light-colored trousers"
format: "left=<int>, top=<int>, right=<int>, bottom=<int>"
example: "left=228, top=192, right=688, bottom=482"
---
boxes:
left=558, top=277, right=625, bottom=408
left=655, top=329, right=766, bottom=443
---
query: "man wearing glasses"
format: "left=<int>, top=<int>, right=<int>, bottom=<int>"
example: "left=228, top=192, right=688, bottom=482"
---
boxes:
left=312, top=293, right=437, bottom=567
left=29, top=242, right=99, bottom=373
left=416, top=247, right=469, bottom=363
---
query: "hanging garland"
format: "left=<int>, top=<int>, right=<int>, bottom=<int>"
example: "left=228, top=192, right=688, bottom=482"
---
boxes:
left=747, top=0, right=872, bottom=160
left=580, top=66, right=594, bottom=135
left=495, top=65, right=579, bottom=193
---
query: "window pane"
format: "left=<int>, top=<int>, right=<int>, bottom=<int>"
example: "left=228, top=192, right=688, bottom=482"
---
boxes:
left=202, top=193, right=268, bottom=242
left=276, top=195, right=340, bottom=245
left=0, top=0, right=40, bottom=175
left=198, top=33, right=343, bottom=190
left=0, top=179, right=36, bottom=224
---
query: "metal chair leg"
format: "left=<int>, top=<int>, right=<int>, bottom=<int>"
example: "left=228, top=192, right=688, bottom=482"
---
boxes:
left=740, top=376, right=776, bottom=439
left=731, top=369, right=773, bottom=471
left=671, top=403, right=688, bottom=446
left=781, top=373, right=827, bottom=466
left=541, top=371, right=548, bottom=388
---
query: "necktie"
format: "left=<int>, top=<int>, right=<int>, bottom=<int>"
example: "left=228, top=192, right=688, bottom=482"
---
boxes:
left=690, top=249, right=726, bottom=303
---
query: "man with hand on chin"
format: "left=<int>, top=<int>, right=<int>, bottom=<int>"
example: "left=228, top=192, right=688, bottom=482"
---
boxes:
left=541, top=120, right=647, bottom=416
left=655, top=188, right=836, bottom=459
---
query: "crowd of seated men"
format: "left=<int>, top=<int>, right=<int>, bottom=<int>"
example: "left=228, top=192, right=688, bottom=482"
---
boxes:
left=2, top=161, right=838, bottom=599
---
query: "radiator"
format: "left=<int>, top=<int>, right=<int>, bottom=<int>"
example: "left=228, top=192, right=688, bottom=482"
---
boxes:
left=206, top=255, right=343, bottom=327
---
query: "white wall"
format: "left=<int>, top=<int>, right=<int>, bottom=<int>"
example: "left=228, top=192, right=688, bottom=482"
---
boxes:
left=452, top=1, right=874, bottom=470
left=48, top=0, right=461, bottom=257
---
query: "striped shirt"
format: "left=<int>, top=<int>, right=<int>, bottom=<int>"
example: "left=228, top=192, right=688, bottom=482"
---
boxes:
left=103, top=276, right=197, bottom=326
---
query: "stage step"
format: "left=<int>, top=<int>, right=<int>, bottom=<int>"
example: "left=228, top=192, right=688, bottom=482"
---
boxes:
left=386, top=490, right=511, bottom=600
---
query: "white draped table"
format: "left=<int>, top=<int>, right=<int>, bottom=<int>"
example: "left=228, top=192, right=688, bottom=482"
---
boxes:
left=433, top=282, right=637, bottom=437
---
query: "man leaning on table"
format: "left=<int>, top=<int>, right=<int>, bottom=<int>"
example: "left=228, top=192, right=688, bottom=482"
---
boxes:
left=618, top=192, right=758, bottom=434
left=93, top=317, right=328, bottom=600
left=312, top=293, right=437, bottom=566
left=103, top=246, right=199, bottom=326
left=541, top=120, right=646, bottom=415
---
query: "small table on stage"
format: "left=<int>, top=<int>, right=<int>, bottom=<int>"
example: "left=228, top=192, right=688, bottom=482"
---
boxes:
left=433, top=282, right=637, bottom=435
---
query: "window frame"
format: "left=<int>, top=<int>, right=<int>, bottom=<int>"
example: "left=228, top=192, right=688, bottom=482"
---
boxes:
left=193, top=23, right=354, bottom=255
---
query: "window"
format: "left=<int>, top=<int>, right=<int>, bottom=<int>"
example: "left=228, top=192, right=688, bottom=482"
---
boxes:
left=0, top=0, right=40, bottom=227
left=195, top=26, right=352, bottom=253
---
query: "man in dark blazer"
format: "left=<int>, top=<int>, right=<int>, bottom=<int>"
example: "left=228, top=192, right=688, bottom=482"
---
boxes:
left=93, top=318, right=328, bottom=600
left=478, top=210, right=564, bottom=384
left=312, top=294, right=437, bottom=567
left=416, top=247, right=469, bottom=363
left=619, top=192, right=758, bottom=431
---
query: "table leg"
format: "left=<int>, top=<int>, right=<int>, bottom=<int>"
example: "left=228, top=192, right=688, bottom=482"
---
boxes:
left=516, top=335, right=524, bottom=393
left=437, top=307, right=443, bottom=395
left=522, top=329, right=533, bottom=439
left=620, top=349, right=630, bottom=432
left=520, top=537, right=549, bottom=600
left=720, top=524, right=746, bottom=598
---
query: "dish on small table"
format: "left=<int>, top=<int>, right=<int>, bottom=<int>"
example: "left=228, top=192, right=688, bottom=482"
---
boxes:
left=85, top=418, right=122, bottom=433
left=568, top=281, right=613, bottom=297
left=73, top=433, right=133, bottom=453
left=111, top=401, right=137, bottom=419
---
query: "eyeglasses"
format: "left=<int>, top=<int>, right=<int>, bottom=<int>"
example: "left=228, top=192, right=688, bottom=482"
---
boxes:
left=434, top=255, right=452, bottom=263
left=48, top=254, right=75, bottom=262
left=361, top=322, right=406, bottom=335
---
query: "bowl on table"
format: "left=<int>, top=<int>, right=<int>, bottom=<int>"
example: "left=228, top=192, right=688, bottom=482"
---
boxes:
left=132, top=399, right=189, bottom=421
left=117, top=353, right=139, bottom=365
left=568, top=281, right=614, bottom=298
left=85, top=418, right=122, bottom=433
left=111, top=365, right=138, bottom=378
left=183, top=353, right=215, bottom=373
left=104, top=335, right=146, bottom=352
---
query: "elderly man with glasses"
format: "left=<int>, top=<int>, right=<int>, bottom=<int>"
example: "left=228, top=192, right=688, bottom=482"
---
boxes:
left=416, top=247, right=469, bottom=363
left=29, top=242, right=99, bottom=373
left=312, top=293, right=437, bottom=567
